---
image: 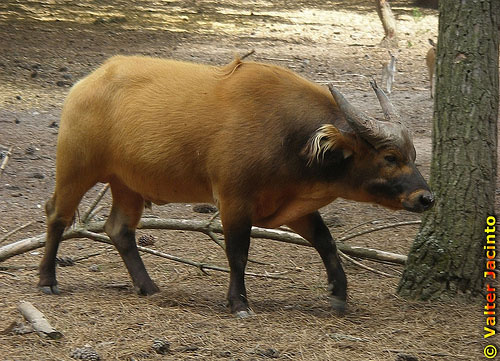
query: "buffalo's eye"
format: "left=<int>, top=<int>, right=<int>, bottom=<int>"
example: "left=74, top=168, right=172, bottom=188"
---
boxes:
left=384, top=155, right=397, bottom=164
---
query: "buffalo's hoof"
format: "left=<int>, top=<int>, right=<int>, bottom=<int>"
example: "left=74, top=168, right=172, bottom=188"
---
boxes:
left=234, top=309, right=256, bottom=319
left=39, top=285, right=60, bottom=295
left=329, top=296, right=346, bottom=314
left=134, top=283, right=160, bottom=296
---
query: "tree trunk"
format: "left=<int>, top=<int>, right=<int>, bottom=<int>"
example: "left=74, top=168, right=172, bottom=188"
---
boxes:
left=375, top=0, right=398, bottom=47
left=398, top=0, right=499, bottom=300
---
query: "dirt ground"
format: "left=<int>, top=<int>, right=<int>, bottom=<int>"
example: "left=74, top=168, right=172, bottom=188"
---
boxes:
left=0, top=1, right=487, bottom=360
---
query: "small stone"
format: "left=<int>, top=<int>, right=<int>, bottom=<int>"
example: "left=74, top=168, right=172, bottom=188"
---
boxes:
left=59, top=66, right=68, bottom=72
left=31, top=71, right=38, bottom=78
left=70, top=346, right=101, bottom=361
left=88, top=264, right=100, bottom=272
left=395, top=354, right=419, bottom=361
left=15, top=95, right=21, bottom=100
left=14, top=118, right=20, bottom=124
left=255, top=348, right=280, bottom=358
left=63, top=73, right=72, bottom=80
left=152, top=338, right=170, bottom=355
left=49, top=121, right=58, bottom=128
left=32, top=172, right=45, bottom=179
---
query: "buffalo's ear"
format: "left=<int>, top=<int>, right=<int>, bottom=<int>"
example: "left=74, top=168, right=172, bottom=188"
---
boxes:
left=302, top=124, right=355, bottom=166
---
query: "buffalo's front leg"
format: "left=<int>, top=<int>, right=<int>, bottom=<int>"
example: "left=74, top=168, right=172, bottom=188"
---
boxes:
left=220, top=202, right=253, bottom=318
left=287, top=211, right=347, bottom=313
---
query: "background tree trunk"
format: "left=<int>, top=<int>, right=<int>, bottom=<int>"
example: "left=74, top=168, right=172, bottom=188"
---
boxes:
left=375, top=0, right=398, bottom=47
left=398, top=0, right=499, bottom=300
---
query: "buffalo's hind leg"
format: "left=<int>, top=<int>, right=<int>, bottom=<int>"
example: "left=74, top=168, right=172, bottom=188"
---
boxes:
left=39, top=182, right=95, bottom=294
left=287, top=211, right=347, bottom=313
left=105, top=179, right=159, bottom=295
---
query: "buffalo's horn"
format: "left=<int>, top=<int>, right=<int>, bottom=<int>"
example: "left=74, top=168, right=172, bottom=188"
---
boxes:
left=328, top=83, right=383, bottom=144
left=370, top=79, right=400, bottom=122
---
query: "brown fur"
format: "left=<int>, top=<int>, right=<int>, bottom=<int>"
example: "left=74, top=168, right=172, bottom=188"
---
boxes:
left=53, top=56, right=350, bottom=227
left=39, top=55, right=432, bottom=314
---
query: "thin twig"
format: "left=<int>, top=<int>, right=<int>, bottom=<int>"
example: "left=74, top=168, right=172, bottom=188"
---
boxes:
left=205, top=231, right=225, bottom=250
left=338, top=250, right=395, bottom=277
left=0, top=270, right=19, bottom=278
left=0, top=264, right=38, bottom=270
left=259, top=57, right=294, bottom=62
left=81, top=184, right=109, bottom=223
left=74, top=229, right=288, bottom=280
left=72, top=250, right=109, bottom=262
left=337, top=220, right=421, bottom=243
left=338, top=218, right=386, bottom=237
left=240, top=49, right=255, bottom=60
left=208, top=211, right=220, bottom=225
left=0, top=221, right=35, bottom=245
left=0, top=146, right=13, bottom=176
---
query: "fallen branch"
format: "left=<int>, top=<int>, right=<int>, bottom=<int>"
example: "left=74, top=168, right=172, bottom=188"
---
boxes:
left=0, top=218, right=410, bottom=265
left=17, top=301, right=63, bottom=339
left=0, top=234, right=45, bottom=262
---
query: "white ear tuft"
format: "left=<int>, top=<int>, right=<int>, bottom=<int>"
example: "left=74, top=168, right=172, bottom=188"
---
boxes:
left=304, top=124, right=350, bottom=166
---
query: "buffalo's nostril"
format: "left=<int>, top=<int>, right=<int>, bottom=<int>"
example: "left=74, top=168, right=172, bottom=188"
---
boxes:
left=419, top=192, right=435, bottom=209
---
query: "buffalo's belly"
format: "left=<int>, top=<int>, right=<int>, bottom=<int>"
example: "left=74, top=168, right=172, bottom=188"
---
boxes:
left=103, top=169, right=214, bottom=204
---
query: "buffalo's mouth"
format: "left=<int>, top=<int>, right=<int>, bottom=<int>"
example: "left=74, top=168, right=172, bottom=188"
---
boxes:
left=402, top=190, right=435, bottom=213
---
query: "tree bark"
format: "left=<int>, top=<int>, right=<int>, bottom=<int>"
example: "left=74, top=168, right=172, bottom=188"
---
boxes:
left=398, top=0, right=499, bottom=300
left=375, top=0, right=398, bottom=47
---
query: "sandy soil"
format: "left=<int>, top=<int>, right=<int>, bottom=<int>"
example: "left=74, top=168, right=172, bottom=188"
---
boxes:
left=0, top=1, right=485, bottom=360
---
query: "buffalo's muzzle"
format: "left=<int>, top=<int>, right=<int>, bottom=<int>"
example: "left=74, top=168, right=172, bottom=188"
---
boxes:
left=402, top=190, right=435, bottom=213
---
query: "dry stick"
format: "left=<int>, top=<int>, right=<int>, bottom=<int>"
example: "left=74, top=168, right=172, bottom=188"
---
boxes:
left=0, top=221, right=35, bottom=245
left=81, top=184, right=109, bottom=223
left=240, top=49, right=255, bottom=60
left=338, top=218, right=386, bottom=237
left=0, top=270, right=19, bottom=278
left=337, top=220, right=421, bottom=243
left=17, top=301, right=63, bottom=339
left=338, top=251, right=395, bottom=277
left=0, top=234, right=46, bottom=262
left=0, top=218, right=410, bottom=264
left=73, top=229, right=288, bottom=280
left=87, top=205, right=105, bottom=223
left=0, top=251, right=106, bottom=271
left=0, top=146, right=13, bottom=176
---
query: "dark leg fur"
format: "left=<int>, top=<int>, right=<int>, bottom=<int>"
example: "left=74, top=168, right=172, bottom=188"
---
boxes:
left=104, top=182, right=159, bottom=295
left=224, top=222, right=253, bottom=316
left=287, top=211, right=347, bottom=313
left=38, top=197, right=71, bottom=294
left=219, top=201, right=254, bottom=317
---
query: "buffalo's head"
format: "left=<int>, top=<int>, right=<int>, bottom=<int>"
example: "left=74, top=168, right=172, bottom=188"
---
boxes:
left=305, top=81, right=434, bottom=213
